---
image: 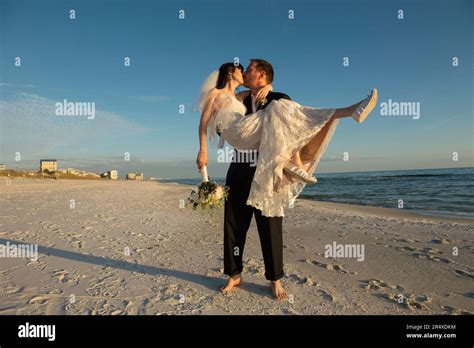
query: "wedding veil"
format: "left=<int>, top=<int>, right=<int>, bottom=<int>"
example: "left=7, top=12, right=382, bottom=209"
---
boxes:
left=194, top=70, right=219, bottom=112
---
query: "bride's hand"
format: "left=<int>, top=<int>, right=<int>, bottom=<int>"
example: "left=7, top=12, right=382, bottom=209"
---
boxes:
left=196, top=150, right=208, bottom=171
left=257, top=84, right=273, bottom=101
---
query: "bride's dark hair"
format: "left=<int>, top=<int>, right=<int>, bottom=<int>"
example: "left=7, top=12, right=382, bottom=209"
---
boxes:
left=216, top=62, right=244, bottom=89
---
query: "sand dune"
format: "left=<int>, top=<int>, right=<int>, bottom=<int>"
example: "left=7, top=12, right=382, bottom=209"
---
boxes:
left=0, top=178, right=472, bottom=315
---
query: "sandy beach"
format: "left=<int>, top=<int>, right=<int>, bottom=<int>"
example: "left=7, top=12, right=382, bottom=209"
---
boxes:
left=0, top=178, right=472, bottom=315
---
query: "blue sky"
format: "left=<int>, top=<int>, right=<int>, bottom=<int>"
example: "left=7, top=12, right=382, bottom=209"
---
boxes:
left=0, top=0, right=472, bottom=178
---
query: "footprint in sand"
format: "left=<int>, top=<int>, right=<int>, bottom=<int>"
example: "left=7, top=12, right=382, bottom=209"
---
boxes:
left=85, top=277, right=121, bottom=299
left=286, top=273, right=318, bottom=287
left=393, top=238, right=416, bottom=243
left=404, top=294, right=432, bottom=310
left=380, top=293, right=432, bottom=310
left=366, top=279, right=432, bottom=311
left=411, top=252, right=452, bottom=264
left=397, top=245, right=452, bottom=263
left=70, top=240, right=83, bottom=249
left=3, top=285, right=24, bottom=295
left=65, top=299, right=88, bottom=314
left=454, top=269, right=474, bottom=279
left=51, top=269, right=78, bottom=284
left=398, top=246, right=417, bottom=252
left=29, top=295, right=50, bottom=305
left=318, top=289, right=335, bottom=302
left=243, top=259, right=265, bottom=276
left=362, top=279, right=405, bottom=292
left=85, top=285, right=118, bottom=299
left=293, top=243, right=307, bottom=250
left=441, top=305, right=471, bottom=315
left=47, top=289, right=64, bottom=295
left=142, top=216, right=155, bottom=224
left=431, top=239, right=450, bottom=245
left=306, top=259, right=355, bottom=275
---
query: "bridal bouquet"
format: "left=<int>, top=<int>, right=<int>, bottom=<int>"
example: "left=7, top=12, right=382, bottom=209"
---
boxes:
left=187, top=166, right=229, bottom=225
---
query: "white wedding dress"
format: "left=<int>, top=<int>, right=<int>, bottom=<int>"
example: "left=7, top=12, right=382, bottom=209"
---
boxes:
left=207, top=93, right=339, bottom=218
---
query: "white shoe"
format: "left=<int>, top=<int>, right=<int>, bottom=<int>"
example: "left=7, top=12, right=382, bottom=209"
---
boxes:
left=283, top=162, right=317, bottom=184
left=352, top=88, right=378, bottom=123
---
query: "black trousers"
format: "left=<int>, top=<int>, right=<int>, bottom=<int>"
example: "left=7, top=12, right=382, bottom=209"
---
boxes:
left=223, top=154, right=284, bottom=281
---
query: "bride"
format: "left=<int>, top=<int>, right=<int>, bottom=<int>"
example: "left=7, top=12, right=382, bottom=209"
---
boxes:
left=196, top=62, right=378, bottom=217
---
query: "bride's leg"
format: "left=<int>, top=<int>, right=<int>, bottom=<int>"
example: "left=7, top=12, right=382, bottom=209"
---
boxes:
left=290, top=150, right=306, bottom=170
left=330, top=101, right=361, bottom=120
left=299, top=96, right=373, bottom=161
left=286, top=118, right=336, bottom=175
left=286, top=102, right=355, bottom=173
left=299, top=120, right=334, bottom=163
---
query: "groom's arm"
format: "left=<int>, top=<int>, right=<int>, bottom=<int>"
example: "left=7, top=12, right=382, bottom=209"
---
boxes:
left=272, top=92, right=291, bottom=101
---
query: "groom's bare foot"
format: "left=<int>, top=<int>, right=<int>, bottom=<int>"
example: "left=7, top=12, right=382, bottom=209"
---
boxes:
left=220, top=275, right=242, bottom=293
left=271, top=280, right=288, bottom=300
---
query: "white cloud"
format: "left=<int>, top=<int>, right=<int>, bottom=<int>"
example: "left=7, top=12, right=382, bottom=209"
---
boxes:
left=0, top=93, right=148, bottom=158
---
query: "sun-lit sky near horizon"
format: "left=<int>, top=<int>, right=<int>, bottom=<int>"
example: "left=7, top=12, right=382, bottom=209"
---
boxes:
left=0, top=0, right=472, bottom=179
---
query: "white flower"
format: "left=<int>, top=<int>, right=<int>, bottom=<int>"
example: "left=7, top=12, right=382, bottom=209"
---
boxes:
left=212, top=185, right=225, bottom=200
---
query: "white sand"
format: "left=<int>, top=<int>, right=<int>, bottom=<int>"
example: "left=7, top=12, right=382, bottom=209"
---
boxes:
left=0, top=178, right=472, bottom=315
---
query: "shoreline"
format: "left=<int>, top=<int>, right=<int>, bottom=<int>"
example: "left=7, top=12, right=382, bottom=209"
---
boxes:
left=2, top=177, right=472, bottom=224
left=160, top=180, right=474, bottom=224
left=299, top=200, right=473, bottom=225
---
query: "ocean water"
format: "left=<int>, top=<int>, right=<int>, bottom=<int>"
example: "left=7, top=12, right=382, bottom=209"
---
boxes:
left=160, top=167, right=474, bottom=219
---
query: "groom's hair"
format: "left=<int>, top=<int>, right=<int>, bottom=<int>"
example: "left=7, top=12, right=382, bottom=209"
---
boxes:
left=250, top=59, right=274, bottom=84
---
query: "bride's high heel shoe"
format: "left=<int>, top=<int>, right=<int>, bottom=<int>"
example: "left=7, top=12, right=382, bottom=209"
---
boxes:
left=352, top=88, right=378, bottom=123
left=283, top=162, right=317, bottom=184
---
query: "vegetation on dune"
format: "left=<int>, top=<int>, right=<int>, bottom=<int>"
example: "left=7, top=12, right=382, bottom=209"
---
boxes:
left=0, top=170, right=102, bottom=180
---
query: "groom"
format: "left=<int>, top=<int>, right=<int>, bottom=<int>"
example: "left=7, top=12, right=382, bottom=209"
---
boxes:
left=221, top=59, right=291, bottom=300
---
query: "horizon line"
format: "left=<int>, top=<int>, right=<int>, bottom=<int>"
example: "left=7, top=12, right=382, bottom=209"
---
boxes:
left=159, top=165, right=473, bottom=180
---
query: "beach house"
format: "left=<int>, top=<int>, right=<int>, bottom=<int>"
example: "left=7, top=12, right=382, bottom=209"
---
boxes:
left=126, top=172, right=143, bottom=180
left=101, top=170, right=118, bottom=180
left=40, top=159, right=57, bottom=172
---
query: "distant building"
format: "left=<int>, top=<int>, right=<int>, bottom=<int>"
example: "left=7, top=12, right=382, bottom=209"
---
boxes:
left=110, top=170, right=118, bottom=180
left=101, top=170, right=118, bottom=180
left=126, top=172, right=143, bottom=181
left=0, top=164, right=5, bottom=170
left=40, top=159, right=57, bottom=172
left=57, top=167, right=79, bottom=174
left=149, top=177, right=159, bottom=181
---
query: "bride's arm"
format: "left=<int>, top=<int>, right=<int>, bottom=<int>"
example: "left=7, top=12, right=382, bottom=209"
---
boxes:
left=197, top=90, right=219, bottom=170
left=235, top=90, right=250, bottom=101
left=235, top=84, right=273, bottom=102
left=256, top=84, right=272, bottom=101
